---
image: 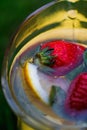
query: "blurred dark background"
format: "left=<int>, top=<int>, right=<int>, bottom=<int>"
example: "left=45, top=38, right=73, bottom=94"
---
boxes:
left=0, top=0, right=52, bottom=130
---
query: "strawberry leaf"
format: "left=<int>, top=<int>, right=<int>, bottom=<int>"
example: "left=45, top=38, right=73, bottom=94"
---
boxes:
left=34, top=46, right=55, bottom=66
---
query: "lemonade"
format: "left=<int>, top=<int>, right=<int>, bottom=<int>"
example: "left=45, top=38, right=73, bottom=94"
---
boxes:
left=2, top=0, right=87, bottom=129
left=9, top=29, right=87, bottom=126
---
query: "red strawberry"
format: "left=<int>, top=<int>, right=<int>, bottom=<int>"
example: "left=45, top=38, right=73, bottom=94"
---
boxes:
left=65, top=72, right=87, bottom=113
left=34, top=40, right=85, bottom=76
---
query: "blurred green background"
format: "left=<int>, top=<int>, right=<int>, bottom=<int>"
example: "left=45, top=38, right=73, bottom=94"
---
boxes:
left=0, top=0, right=52, bottom=130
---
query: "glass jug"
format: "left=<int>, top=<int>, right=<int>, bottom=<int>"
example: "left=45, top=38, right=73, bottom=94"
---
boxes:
left=1, top=0, right=87, bottom=130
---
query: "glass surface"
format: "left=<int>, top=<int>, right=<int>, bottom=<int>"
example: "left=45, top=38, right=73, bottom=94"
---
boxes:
left=1, top=0, right=87, bottom=130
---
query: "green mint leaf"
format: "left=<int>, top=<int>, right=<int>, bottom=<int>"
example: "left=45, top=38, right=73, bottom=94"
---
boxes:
left=38, top=65, right=55, bottom=75
left=83, top=49, right=87, bottom=66
left=49, top=85, right=60, bottom=106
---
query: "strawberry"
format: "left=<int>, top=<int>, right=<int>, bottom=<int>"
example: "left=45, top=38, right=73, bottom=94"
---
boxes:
left=34, top=40, right=85, bottom=76
left=65, top=72, right=87, bottom=113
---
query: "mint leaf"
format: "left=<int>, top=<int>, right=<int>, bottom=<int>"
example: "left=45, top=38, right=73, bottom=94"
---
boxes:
left=49, top=86, right=60, bottom=106
left=83, top=49, right=87, bottom=66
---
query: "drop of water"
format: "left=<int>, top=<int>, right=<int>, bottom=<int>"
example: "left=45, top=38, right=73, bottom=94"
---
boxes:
left=68, top=10, right=77, bottom=19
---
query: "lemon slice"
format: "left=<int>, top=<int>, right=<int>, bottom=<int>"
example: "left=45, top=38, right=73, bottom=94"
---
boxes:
left=24, top=63, right=51, bottom=104
left=24, top=62, right=70, bottom=104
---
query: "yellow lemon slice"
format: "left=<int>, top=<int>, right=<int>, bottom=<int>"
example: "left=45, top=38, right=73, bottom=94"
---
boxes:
left=24, top=62, right=70, bottom=104
left=24, top=63, right=51, bottom=104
